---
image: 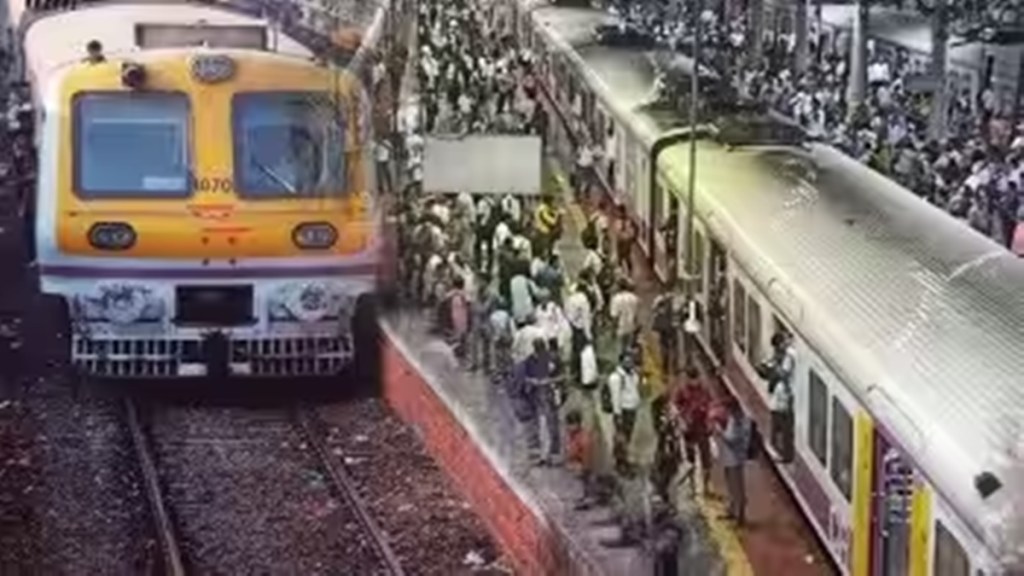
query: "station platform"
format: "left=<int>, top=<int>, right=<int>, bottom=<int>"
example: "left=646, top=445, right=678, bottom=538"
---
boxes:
left=374, top=165, right=834, bottom=575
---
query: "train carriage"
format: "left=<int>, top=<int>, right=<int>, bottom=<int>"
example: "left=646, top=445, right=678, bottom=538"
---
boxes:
left=504, top=1, right=1024, bottom=574
left=9, top=0, right=391, bottom=379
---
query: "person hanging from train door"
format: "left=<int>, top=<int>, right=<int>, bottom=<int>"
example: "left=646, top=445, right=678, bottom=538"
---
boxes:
left=757, top=330, right=796, bottom=463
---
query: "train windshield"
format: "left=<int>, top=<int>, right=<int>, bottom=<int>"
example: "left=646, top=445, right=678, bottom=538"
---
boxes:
left=232, top=92, right=345, bottom=198
left=74, top=92, right=191, bottom=198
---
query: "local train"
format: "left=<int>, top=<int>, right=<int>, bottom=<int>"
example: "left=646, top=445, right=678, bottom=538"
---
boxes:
left=8, top=0, right=392, bottom=379
left=500, top=0, right=1024, bottom=574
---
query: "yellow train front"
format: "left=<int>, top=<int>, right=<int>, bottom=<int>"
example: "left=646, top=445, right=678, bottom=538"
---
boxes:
left=17, top=1, right=381, bottom=378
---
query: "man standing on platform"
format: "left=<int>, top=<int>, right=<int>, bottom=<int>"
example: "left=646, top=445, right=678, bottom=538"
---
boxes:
left=714, top=397, right=751, bottom=526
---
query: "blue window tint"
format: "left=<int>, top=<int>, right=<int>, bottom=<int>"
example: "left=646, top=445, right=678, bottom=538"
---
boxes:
left=74, top=92, right=191, bottom=197
left=233, top=92, right=345, bottom=198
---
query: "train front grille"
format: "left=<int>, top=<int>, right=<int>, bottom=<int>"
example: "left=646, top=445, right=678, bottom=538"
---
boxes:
left=72, top=335, right=353, bottom=378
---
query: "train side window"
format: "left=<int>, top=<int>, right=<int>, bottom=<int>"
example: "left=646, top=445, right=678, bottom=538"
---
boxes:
left=934, top=522, right=970, bottom=576
left=807, top=370, right=828, bottom=466
left=746, top=296, right=761, bottom=365
left=830, top=397, right=854, bottom=500
left=732, top=281, right=746, bottom=352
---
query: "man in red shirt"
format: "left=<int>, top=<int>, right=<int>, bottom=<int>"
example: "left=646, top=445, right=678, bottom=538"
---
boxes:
left=673, top=367, right=713, bottom=496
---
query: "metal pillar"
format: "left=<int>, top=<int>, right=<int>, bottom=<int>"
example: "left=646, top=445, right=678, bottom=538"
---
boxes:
left=847, top=0, right=869, bottom=111
left=682, top=0, right=704, bottom=371
left=794, top=0, right=809, bottom=75
left=746, top=0, right=764, bottom=66
left=928, top=0, right=949, bottom=140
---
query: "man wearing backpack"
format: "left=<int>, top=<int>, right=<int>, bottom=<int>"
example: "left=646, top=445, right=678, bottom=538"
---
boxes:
left=713, top=396, right=751, bottom=526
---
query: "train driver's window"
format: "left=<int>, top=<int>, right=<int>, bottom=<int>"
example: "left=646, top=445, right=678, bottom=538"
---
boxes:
left=732, top=281, right=746, bottom=353
left=829, top=397, right=853, bottom=500
left=74, top=92, right=191, bottom=198
left=233, top=92, right=345, bottom=198
left=807, top=370, right=828, bottom=466
left=746, top=295, right=761, bottom=365
left=934, top=522, right=970, bottom=576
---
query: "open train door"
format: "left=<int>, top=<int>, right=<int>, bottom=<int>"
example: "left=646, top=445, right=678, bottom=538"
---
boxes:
left=870, top=432, right=914, bottom=576
left=708, top=239, right=729, bottom=361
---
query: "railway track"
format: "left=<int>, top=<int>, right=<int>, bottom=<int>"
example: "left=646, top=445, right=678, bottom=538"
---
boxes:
left=124, top=398, right=405, bottom=575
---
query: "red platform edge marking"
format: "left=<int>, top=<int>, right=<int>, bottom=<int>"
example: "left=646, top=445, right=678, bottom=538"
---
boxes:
left=380, top=333, right=584, bottom=576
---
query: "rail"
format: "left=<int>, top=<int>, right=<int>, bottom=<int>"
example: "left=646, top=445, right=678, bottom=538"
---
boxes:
left=123, top=398, right=186, bottom=576
left=293, top=405, right=407, bottom=576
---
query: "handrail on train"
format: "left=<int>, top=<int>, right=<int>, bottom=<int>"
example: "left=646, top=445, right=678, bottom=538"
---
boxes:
left=18, top=0, right=391, bottom=67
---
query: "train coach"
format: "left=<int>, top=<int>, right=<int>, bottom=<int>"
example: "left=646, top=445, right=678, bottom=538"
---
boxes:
left=502, top=1, right=1024, bottom=574
left=6, top=0, right=394, bottom=380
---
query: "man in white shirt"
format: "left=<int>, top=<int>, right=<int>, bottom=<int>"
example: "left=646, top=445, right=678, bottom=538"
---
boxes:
left=609, top=279, right=640, bottom=356
left=512, top=316, right=546, bottom=365
left=575, top=142, right=595, bottom=200
left=564, top=282, right=593, bottom=378
left=535, top=293, right=569, bottom=356
left=607, top=353, right=642, bottom=471
left=375, top=139, right=392, bottom=195
left=501, top=194, right=522, bottom=226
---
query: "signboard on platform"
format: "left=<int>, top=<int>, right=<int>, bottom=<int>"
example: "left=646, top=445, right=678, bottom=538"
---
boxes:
left=423, top=135, right=542, bottom=195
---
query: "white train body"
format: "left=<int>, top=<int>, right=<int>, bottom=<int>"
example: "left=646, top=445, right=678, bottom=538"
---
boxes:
left=503, top=1, right=1024, bottom=574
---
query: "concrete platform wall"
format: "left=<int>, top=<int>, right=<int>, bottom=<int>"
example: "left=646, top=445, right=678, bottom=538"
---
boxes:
left=379, top=330, right=595, bottom=576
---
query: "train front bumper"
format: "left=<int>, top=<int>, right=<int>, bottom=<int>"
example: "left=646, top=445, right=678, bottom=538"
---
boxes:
left=71, top=330, right=353, bottom=378
left=55, top=277, right=371, bottom=379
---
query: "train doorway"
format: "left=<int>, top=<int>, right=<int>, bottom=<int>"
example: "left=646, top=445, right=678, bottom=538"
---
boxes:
left=871, top=432, right=914, bottom=576
left=708, top=239, right=728, bottom=360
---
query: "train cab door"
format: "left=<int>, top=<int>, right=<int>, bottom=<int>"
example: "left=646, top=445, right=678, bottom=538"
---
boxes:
left=871, top=433, right=914, bottom=576
left=707, top=239, right=728, bottom=361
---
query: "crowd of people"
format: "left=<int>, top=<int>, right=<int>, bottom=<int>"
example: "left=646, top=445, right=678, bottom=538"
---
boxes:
left=415, top=0, right=547, bottom=135
left=608, top=0, right=1024, bottom=251
left=389, top=0, right=814, bottom=569
left=1, top=81, right=36, bottom=264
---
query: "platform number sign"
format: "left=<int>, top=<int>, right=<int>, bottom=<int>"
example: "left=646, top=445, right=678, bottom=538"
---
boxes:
left=828, top=506, right=852, bottom=568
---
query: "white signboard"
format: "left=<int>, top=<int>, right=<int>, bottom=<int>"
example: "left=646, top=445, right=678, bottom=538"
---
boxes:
left=423, top=135, right=542, bottom=195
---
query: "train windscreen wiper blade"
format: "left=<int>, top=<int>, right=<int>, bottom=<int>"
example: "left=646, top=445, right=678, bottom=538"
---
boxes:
left=250, top=155, right=298, bottom=195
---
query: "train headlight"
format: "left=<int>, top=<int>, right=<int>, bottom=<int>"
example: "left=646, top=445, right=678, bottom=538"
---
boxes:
left=268, top=282, right=346, bottom=323
left=73, top=284, right=165, bottom=325
left=88, top=222, right=136, bottom=251
left=292, top=222, right=337, bottom=250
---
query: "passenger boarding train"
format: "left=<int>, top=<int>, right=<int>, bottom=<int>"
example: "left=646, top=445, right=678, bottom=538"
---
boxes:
left=499, top=0, right=1024, bottom=574
left=9, top=0, right=392, bottom=379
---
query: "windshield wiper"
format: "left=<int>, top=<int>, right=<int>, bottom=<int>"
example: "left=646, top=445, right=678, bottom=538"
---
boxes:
left=251, top=156, right=298, bottom=195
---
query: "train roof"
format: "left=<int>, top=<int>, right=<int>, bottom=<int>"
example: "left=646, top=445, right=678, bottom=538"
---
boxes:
left=533, top=1, right=1024, bottom=547
left=9, top=0, right=384, bottom=83
left=531, top=6, right=665, bottom=140
left=662, top=140, right=1024, bottom=534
